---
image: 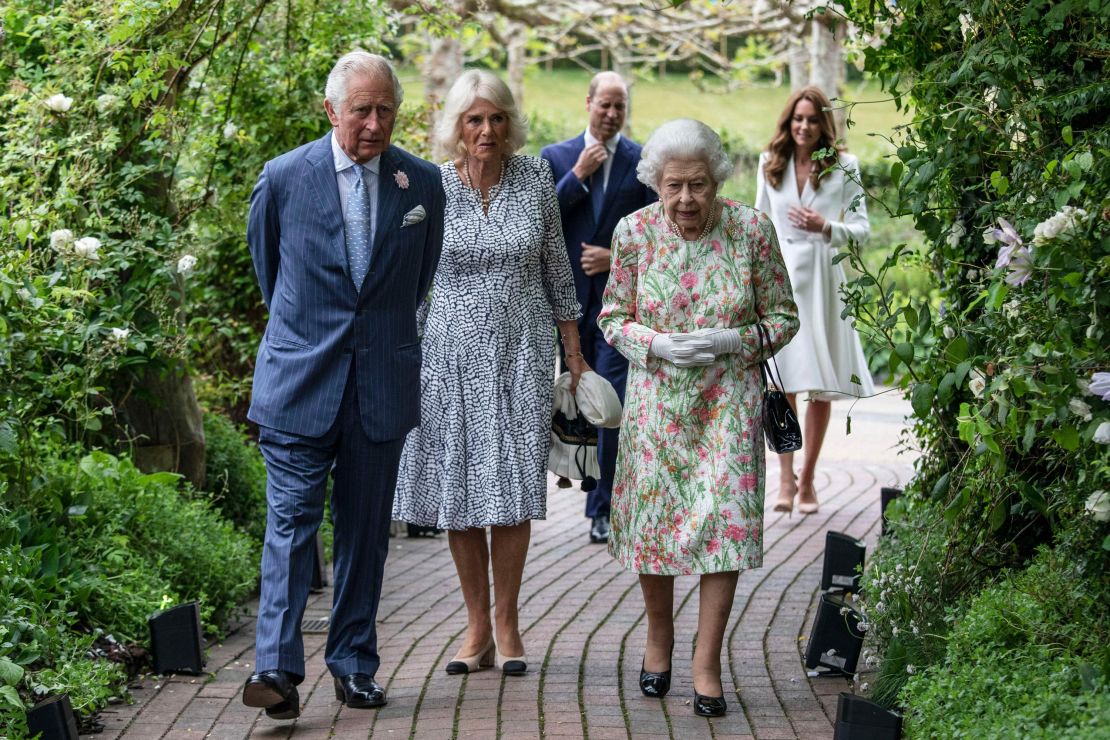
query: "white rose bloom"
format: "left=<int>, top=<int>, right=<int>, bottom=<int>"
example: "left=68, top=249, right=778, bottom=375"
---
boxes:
left=1094, top=422, right=1110, bottom=445
left=110, top=327, right=130, bottom=342
left=968, top=370, right=987, bottom=399
left=1034, top=206, right=1088, bottom=245
left=223, top=121, right=239, bottom=140
left=96, top=93, right=120, bottom=113
left=1085, top=491, right=1110, bottom=522
left=73, top=237, right=102, bottom=261
left=177, top=254, right=198, bottom=275
left=1069, top=397, right=1093, bottom=422
left=44, top=93, right=73, bottom=112
left=50, top=228, right=74, bottom=250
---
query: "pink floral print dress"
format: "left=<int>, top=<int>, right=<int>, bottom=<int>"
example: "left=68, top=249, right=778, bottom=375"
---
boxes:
left=598, top=200, right=799, bottom=575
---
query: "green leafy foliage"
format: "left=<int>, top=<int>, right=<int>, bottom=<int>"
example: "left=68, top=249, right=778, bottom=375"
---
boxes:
left=838, top=0, right=1110, bottom=726
left=202, top=412, right=267, bottom=541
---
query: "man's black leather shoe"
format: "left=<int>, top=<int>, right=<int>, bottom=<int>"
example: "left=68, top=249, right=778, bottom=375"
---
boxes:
left=334, top=673, right=387, bottom=708
left=242, top=670, right=300, bottom=719
left=589, top=514, right=610, bottom=544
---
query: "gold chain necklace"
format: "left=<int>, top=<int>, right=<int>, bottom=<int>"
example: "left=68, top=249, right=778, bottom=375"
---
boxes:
left=463, top=155, right=505, bottom=212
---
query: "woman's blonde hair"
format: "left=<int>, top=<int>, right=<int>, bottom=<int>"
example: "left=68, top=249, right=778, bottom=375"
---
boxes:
left=435, top=70, right=528, bottom=160
left=763, top=86, right=842, bottom=191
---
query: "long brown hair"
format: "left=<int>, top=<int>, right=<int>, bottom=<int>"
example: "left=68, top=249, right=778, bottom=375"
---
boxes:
left=763, top=86, right=841, bottom=191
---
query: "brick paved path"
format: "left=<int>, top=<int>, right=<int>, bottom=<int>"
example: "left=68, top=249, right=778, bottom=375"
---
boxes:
left=89, top=396, right=911, bottom=740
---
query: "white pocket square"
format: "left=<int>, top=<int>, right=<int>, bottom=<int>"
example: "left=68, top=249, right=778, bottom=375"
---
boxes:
left=402, top=205, right=426, bottom=227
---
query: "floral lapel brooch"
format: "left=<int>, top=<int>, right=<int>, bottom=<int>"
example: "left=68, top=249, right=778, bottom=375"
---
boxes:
left=394, top=170, right=410, bottom=189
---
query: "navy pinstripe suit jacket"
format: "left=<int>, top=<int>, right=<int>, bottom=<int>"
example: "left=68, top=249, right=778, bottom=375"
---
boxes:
left=247, top=132, right=444, bottom=441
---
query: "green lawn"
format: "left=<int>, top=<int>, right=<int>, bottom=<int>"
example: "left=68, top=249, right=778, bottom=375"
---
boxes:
left=514, top=67, right=908, bottom=165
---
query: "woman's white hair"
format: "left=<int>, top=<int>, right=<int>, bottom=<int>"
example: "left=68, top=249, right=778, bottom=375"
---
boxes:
left=435, top=69, right=528, bottom=160
left=325, top=51, right=404, bottom=110
left=637, top=119, right=733, bottom=191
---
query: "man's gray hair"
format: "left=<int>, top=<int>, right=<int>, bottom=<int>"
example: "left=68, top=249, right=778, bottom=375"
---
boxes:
left=637, top=119, right=733, bottom=191
left=325, top=51, right=404, bottom=110
left=434, top=69, right=528, bottom=160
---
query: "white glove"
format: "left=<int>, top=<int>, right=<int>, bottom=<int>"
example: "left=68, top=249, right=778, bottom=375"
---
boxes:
left=673, top=328, right=743, bottom=357
left=649, top=333, right=715, bottom=367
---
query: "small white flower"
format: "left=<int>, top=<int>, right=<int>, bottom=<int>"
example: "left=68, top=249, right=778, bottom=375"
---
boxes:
left=860, top=682, right=870, bottom=692
left=16, top=288, right=32, bottom=301
left=840, top=606, right=850, bottom=615
left=943, top=325, right=956, bottom=339
left=1086, top=491, right=1110, bottom=522
left=50, top=228, right=74, bottom=250
left=222, top=121, right=238, bottom=140
left=969, top=370, right=987, bottom=398
left=110, top=327, right=130, bottom=342
left=1069, top=398, right=1093, bottom=422
left=906, top=664, right=916, bottom=675
left=858, top=621, right=870, bottom=633
left=73, top=237, right=101, bottom=261
left=177, top=254, right=197, bottom=276
left=947, top=221, right=966, bottom=248
left=958, top=13, right=977, bottom=40
left=865, top=655, right=879, bottom=667
left=912, top=624, right=920, bottom=635
left=44, top=93, right=73, bottom=112
left=1003, top=299, right=1020, bottom=319
left=1094, top=422, right=1110, bottom=445
left=965, top=267, right=978, bottom=280
left=892, top=625, right=899, bottom=635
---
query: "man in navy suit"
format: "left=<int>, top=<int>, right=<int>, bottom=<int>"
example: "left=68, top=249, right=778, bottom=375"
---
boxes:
left=240, top=52, right=443, bottom=719
left=541, top=72, right=656, bottom=544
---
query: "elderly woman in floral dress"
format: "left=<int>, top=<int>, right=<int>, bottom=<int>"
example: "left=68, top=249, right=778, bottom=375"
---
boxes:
left=598, top=119, right=798, bottom=717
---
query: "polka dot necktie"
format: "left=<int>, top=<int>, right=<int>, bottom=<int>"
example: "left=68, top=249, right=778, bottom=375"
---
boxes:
left=345, top=164, right=373, bottom=288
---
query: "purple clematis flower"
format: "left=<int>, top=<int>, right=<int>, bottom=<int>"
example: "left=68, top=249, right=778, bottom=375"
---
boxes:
left=1004, top=246, right=1034, bottom=286
left=1091, top=372, right=1110, bottom=401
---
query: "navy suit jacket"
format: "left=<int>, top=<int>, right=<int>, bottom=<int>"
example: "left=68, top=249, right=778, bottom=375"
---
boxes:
left=540, top=134, right=656, bottom=312
left=247, top=133, right=444, bottom=441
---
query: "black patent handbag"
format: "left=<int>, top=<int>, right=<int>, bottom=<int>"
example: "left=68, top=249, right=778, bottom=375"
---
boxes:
left=756, top=323, right=803, bottom=454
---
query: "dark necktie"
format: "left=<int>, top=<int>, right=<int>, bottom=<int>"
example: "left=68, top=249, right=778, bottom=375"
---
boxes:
left=345, top=164, right=373, bottom=288
left=590, top=166, right=606, bottom=221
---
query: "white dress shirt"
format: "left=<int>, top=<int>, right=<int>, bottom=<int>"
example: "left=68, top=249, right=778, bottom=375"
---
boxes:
left=583, top=129, right=622, bottom=191
left=331, top=131, right=381, bottom=239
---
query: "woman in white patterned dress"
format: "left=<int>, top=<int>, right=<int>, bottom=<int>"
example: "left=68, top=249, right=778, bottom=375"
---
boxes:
left=393, top=70, right=589, bottom=677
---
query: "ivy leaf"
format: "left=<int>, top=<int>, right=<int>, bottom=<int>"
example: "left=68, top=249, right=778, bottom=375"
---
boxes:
left=0, top=657, right=24, bottom=687
left=911, top=382, right=935, bottom=417
left=989, top=500, right=1007, bottom=531
left=1052, top=426, right=1079, bottom=451
left=0, top=685, right=23, bottom=711
left=944, top=486, right=969, bottom=523
left=895, top=342, right=915, bottom=366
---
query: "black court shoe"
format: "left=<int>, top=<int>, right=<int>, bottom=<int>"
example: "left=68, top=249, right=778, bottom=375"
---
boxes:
left=639, top=642, right=673, bottom=698
left=693, top=691, right=727, bottom=717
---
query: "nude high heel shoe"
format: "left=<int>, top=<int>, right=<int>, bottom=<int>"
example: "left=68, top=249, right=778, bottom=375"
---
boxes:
left=797, top=481, right=819, bottom=515
left=773, top=474, right=797, bottom=514
left=445, top=638, right=495, bottom=675
left=495, top=646, right=528, bottom=676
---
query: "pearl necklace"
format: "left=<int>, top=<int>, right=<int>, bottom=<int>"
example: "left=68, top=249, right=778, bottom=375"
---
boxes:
left=666, top=204, right=717, bottom=242
left=463, top=155, right=505, bottom=212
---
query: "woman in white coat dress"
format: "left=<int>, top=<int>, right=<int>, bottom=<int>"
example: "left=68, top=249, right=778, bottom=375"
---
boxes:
left=755, top=85, right=875, bottom=515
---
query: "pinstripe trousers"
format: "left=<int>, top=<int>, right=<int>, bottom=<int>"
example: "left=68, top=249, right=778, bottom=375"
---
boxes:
left=254, top=361, right=403, bottom=680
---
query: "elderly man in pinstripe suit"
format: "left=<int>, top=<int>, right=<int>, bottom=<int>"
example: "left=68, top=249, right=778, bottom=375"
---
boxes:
left=240, top=51, right=443, bottom=719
